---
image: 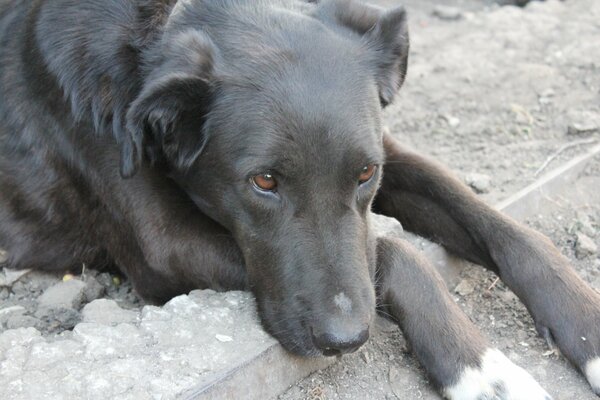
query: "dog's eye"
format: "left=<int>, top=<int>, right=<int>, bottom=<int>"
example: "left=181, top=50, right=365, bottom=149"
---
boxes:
left=252, top=173, right=277, bottom=192
left=359, top=164, right=377, bottom=184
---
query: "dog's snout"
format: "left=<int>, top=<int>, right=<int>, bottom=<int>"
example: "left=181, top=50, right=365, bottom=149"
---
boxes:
left=311, top=323, right=370, bottom=356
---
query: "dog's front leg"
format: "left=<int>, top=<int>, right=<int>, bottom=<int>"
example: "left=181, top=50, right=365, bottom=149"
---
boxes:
left=376, top=133, right=600, bottom=395
left=376, top=237, right=551, bottom=400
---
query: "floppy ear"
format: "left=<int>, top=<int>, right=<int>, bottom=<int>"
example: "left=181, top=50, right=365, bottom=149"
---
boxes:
left=316, top=0, right=409, bottom=107
left=367, top=7, right=409, bottom=107
left=120, top=32, right=216, bottom=178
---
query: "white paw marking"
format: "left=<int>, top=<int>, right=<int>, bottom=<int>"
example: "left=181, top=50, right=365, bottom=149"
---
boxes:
left=333, top=292, right=352, bottom=314
left=585, top=358, right=600, bottom=393
left=444, top=348, right=550, bottom=400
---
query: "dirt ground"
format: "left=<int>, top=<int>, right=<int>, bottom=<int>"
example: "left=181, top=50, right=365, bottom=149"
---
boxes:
left=279, top=0, right=600, bottom=399
left=1, top=0, right=599, bottom=399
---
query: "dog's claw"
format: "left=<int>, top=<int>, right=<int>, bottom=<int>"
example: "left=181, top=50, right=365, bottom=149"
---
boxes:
left=535, top=323, right=559, bottom=353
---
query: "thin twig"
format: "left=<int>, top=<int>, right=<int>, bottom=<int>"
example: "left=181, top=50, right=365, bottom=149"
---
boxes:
left=487, top=277, right=500, bottom=291
left=534, top=138, right=598, bottom=177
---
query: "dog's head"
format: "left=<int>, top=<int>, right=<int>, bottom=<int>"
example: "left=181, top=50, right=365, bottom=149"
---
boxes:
left=123, top=0, right=409, bottom=356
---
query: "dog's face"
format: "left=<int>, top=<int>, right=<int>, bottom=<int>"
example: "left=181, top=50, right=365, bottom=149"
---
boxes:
left=124, top=0, right=409, bottom=356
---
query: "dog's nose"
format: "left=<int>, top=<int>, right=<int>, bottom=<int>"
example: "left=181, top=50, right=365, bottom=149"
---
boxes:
left=311, top=324, right=369, bottom=356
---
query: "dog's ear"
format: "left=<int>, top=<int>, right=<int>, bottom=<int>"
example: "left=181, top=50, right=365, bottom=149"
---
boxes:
left=367, top=7, right=409, bottom=107
left=315, top=0, right=409, bottom=107
left=121, top=32, right=216, bottom=178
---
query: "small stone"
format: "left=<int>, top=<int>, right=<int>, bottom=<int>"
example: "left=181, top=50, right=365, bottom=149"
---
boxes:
left=0, top=249, right=7, bottom=264
left=442, top=114, right=461, bottom=128
left=35, top=307, right=81, bottom=332
left=432, top=5, right=463, bottom=21
left=566, top=110, right=600, bottom=135
left=370, top=213, right=403, bottom=238
left=465, top=173, right=491, bottom=194
left=83, top=276, right=105, bottom=302
left=455, top=279, right=475, bottom=296
left=11, top=281, right=29, bottom=296
left=6, top=315, right=40, bottom=330
left=38, top=279, right=87, bottom=309
left=575, top=233, right=597, bottom=259
left=0, top=305, right=26, bottom=316
left=0, top=268, right=30, bottom=287
left=215, top=334, right=233, bottom=342
left=577, top=219, right=597, bottom=238
left=82, top=299, right=139, bottom=325
left=568, top=124, right=599, bottom=135
left=96, top=272, right=113, bottom=288
left=0, top=305, right=26, bottom=326
left=538, top=88, right=555, bottom=105
left=361, top=350, right=371, bottom=364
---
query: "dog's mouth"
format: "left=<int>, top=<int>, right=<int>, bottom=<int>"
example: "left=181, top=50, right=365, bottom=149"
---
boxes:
left=257, top=299, right=371, bottom=357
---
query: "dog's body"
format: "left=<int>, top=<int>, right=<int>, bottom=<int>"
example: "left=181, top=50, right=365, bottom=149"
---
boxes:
left=1, top=1, right=599, bottom=398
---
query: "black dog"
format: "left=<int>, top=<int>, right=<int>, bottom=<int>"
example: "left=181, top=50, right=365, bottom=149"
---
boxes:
left=0, top=0, right=598, bottom=398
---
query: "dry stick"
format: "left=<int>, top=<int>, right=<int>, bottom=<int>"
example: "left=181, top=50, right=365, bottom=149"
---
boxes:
left=534, top=138, right=598, bottom=177
left=487, top=277, right=500, bottom=291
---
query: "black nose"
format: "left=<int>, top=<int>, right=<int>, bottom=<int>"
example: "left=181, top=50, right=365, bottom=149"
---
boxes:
left=311, top=326, right=369, bottom=356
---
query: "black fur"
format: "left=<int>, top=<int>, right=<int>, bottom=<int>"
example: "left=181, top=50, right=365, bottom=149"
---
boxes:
left=1, top=0, right=599, bottom=396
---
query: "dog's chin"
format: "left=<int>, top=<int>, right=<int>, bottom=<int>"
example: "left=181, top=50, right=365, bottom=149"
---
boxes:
left=261, top=317, right=324, bottom=357
left=257, top=303, right=324, bottom=357
left=277, top=332, right=324, bottom=357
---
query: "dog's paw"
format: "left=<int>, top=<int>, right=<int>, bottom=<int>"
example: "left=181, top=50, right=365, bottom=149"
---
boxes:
left=443, top=349, right=551, bottom=400
left=586, top=358, right=600, bottom=395
left=533, top=289, right=600, bottom=395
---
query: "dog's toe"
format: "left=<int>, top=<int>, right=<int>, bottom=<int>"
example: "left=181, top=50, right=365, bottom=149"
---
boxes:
left=585, top=357, right=600, bottom=395
left=444, top=349, right=551, bottom=400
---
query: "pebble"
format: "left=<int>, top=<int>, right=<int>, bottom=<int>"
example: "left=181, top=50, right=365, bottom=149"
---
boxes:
left=538, top=88, right=555, bottom=105
left=96, top=272, right=114, bottom=288
left=370, top=214, right=403, bottom=238
left=432, top=5, right=463, bottom=21
left=0, top=305, right=26, bottom=327
left=575, top=212, right=597, bottom=238
left=566, top=109, right=600, bottom=135
left=455, top=279, right=475, bottom=296
left=82, top=299, right=139, bottom=325
left=0, top=268, right=30, bottom=287
left=38, top=279, right=87, bottom=310
left=83, top=276, right=105, bottom=302
left=35, top=307, right=81, bottom=332
left=361, top=350, right=371, bottom=364
left=215, top=334, right=233, bottom=342
left=575, top=233, right=598, bottom=259
left=443, top=114, right=461, bottom=128
left=465, top=173, right=492, bottom=194
left=6, top=315, right=40, bottom=330
left=0, top=305, right=25, bottom=316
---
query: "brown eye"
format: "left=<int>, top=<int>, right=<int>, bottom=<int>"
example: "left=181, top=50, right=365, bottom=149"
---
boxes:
left=359, top=164, right=377, bottom=184
left=252, top=173, right=277, bottom=191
